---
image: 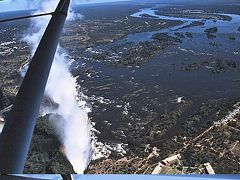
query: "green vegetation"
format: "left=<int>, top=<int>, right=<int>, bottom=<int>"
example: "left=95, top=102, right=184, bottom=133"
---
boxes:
left=206, top=33, right=216, bottom=39
left=153, top=33, right=181, bottom=43
left=183, top=61, right=209, bottom=71
left=92, top=33, right=183, bottom=66
left=182, top=59, right=238, bottom=73
left=213, top=59, right=237, bottom=73
left=87, top=98, right=240, bottom=174
left=154, top=8, right=232, bottom=22
left=209, top=41, right=221, bottom=47
left=205, top=27, right=218, bottom=39
left=204, top=27, right=218, bottom=34
left=185, top=32, right=193, bottom=38
left=24, top=116, right=75, bottom=174
left=182, top=125, right=240, bottom=174
left=108, top=101, right=191, bottom=157
left=229, top=36, right=236, bottom=41
left=178, top=21, right=205, bottom=30
left=0, top=88, right=9, bottom=110
left=174, top=31, right=195, bottom=39
left=62, top=16, right=182, bottom=49
left=175, top=32, right=185, bottom=38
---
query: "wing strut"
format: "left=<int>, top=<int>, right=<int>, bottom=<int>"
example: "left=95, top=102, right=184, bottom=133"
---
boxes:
left=0, top=0, right=70, bottom=174
left=0, top=12, right=53, bottom=23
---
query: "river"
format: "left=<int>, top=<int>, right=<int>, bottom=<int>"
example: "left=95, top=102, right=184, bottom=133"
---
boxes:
left=74, top=4, right=240, bottom=156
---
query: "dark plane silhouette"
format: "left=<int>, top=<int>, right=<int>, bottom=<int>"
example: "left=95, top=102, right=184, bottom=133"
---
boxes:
left=0, top=0, right=71, bottom=175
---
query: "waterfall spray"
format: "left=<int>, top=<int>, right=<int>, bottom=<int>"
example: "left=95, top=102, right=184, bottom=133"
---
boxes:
left=23, top=0, right=91, bottom=173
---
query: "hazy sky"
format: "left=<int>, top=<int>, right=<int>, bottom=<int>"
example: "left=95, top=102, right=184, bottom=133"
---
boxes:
left=0, top=0, right=128, bottom=12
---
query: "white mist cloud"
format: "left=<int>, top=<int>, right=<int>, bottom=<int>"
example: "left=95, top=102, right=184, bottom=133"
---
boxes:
left=0, top=0, right=39, bottom=12
left=23, top=0, right=91, bottom=174
left=0, top=0, right=129, bottom=12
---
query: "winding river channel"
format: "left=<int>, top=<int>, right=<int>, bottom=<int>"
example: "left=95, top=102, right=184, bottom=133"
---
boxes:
left=128, top=6, right=240, bottom=41
left=75, top=4, right=240, bottom=153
